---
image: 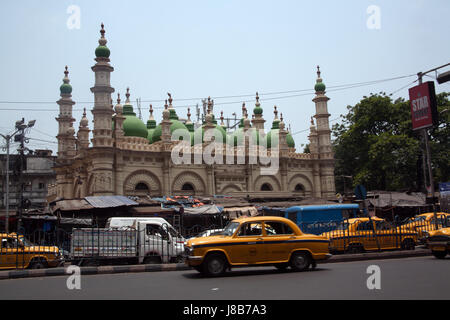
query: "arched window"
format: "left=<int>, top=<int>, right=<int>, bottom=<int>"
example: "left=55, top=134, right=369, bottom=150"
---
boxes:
left=182, top=183, right=195, bottom=191
left=261, top=183, right=273, bottom=191
left=135, top=183, right=149, bottom=191
left=294, top=184, right=305, bottom=192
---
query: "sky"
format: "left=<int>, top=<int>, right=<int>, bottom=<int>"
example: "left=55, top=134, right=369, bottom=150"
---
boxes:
left=0, top=0, right=449, bottom=154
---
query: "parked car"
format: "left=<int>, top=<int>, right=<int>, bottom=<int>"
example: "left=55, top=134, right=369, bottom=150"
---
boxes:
left=0, top=233, right=64, bottom=269
left=321, top=217, right=418, bottom=253
left=402, top=212, right=450, bottom=241
left=425, top=227, right=450, bottom=259
left=185, top=216, right=331, bottom=276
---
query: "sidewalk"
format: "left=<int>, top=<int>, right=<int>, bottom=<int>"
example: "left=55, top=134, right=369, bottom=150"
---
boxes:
left=0, top=248, right=432, bottom=281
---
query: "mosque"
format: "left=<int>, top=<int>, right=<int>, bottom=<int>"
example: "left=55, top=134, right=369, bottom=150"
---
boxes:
left=53, top=24, right=335, bottom=200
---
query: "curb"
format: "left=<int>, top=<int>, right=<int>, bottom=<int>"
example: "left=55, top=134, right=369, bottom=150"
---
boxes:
left=0, top=248, right=432, bottom=281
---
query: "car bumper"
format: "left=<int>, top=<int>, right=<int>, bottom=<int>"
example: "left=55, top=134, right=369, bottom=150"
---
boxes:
left=185, top=255, right=203, bottom=266
left=428, top=241, right=450, bottom=251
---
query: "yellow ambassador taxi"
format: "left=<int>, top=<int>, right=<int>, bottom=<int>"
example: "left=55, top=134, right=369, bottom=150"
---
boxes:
left=426, top=227, right=450, bottom=259
left=0, top=233, right=64, bottom=269
left=185, top=216, right=331, bottom=276
left=321, top=217, right=418, bottom=253
left=402, top=212, right=450, bottom=240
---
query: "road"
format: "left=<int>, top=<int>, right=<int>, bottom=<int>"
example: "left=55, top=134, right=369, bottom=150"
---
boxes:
left=0, top=256, right=448, bottom=300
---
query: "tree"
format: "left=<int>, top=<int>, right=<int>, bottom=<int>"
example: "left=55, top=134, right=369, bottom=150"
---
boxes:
left=332, top=92, right=449, bottom=193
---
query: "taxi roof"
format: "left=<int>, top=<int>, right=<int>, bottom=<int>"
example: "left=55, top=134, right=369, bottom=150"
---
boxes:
left=231, top=216, right=292, bottom=223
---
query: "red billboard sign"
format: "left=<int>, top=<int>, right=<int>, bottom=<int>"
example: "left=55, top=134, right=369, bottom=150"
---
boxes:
left=409, top=81, right=438, bottom=131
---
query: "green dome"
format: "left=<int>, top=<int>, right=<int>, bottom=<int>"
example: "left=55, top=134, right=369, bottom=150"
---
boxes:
left=228, top=128, right=263, bottom=147
left=147, top=128, right=155, bottom=143
left=266, top=129, right=295, bottom=148
left=193, top=125, right=227, bottom=145
left=314, top=82, right=326, bottom=92
left=286, top=133, right=295, bottom=148
left=152, top=119, right=190, bottom=143
left=95, top=45, right=110, bottom=58
left=60, top=83, right=72, bottom=94
left=253, top=106, right=263, bottom=115
left=122, top=104, right=148, bottom=139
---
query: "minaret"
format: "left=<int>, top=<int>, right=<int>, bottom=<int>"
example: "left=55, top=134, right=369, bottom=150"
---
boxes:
left=312, top=66, right=335, bottom=198
left=114, top=93, right=125, bottom=142
left=161, top=100, right=171, bottom=143
left=89, top=23, right=115, bottom=195
left=252, top=92, right=265, bottom=131
left=313, top=66, right=332, bottom=156
left=90, top=23, right=114, bottom=148
left=77, top=108, right=90, bottom=151
left=56, top=66, right=76, bottom=161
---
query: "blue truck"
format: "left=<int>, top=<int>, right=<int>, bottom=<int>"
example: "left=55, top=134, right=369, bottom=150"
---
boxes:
left=284, top=204, right=360, bottom=235
left=259, top=204, right=360, bottom=235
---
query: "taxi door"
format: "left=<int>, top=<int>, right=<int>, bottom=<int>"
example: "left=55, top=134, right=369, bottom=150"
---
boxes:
left=355, top=220, right=378, bottom=251
left=261, top=221, right=295, bottom=263
left=228, top=222, right=265, bottom=264
left=0, top=237, right=24, bottom=269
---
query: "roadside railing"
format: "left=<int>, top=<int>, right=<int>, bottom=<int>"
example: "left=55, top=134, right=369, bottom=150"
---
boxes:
left=0, top=223, right=224, bottom=270
left=321, top=216, right=449, bottom=254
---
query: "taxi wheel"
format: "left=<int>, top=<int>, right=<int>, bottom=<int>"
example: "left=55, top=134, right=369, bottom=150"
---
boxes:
left=202, top=253, right=227, bottom=276
left=432, top=251, right=447, bottom=259
left=290, top=252, right=311, bottom=271
left=29, top=259, right=48, bottom=269
left=401, top=239, right=415, bottom=250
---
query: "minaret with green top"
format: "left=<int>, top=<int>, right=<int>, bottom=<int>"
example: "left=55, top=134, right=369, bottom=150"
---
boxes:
left=91, top=23, right=115, bottom=148
left=56, top=66, right=76, bottom=160
left=312, top=66, right=335, bottom=197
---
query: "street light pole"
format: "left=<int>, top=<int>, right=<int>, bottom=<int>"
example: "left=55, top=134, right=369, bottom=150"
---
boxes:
left=0, top=119, right=35, bottom=233
left=416, top=63, right=450, bottom=228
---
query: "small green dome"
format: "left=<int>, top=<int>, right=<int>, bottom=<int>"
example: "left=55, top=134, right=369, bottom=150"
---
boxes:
left=193, top=125, right=227, bottom=145
left=266, top=129, right=295, bottom=148
left=228, top=128, right=263, bottom=147
left=152, top=119, right=190, bottom=143
left=121, top=104, right=148, bottom=139
left=60, top=83, right=72, bottom=94
left=253, top=106, right=263, bottom=115
left=286, top=133, right=295, bottom=148
left=147, top=128, right=155, bottom=143
left=95, top=45, right=110, bottom=58
left=315, top=82, right=326, bottom=92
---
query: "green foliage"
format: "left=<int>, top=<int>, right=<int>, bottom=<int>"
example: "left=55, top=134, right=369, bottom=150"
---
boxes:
left=332, top=92, right=450, bottom=193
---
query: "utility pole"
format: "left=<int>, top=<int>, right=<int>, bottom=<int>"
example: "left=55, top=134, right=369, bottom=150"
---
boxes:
left=12, top=118, right=35, bottom=232
left=0, top=118, right=34, bottom=233
left=1, top=134, right=12, bottom=233
left=415, top=62, right=450, bottom=228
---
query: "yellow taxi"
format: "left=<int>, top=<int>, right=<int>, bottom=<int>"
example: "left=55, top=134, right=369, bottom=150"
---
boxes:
left=185, top=216, right=331, bottom=276
left=321, top=217, right=418, bottom=253
left=0, top=233, right=64, bottom=269
left=402, top=212, right=450, bottom=240
left=426, top=227, right=450, bottom=259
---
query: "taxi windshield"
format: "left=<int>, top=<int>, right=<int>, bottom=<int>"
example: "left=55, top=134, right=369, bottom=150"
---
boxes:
left=222, top=222, right=240, bottom=236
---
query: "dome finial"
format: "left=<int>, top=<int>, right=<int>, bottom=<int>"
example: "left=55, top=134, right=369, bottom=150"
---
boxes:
left=167, top=92, right=172, bottom=106
left=125, top=87, right=131, bottom=103
left=117, top=93, right=121, bottom=104
left=317, top=65, right=321, bottom=78
left=256, top=92, right=260, bottom=105
left=274, top=106, right=278, bottom=120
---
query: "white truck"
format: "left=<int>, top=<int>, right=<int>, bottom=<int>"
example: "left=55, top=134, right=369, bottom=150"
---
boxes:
left=70, top=217, right=185, bottom=266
